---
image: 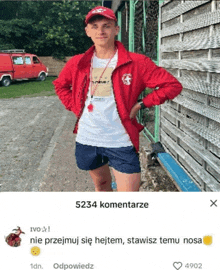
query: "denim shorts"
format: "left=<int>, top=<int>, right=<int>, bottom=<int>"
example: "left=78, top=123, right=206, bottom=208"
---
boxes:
left=75, top=142, right=141, bottom=174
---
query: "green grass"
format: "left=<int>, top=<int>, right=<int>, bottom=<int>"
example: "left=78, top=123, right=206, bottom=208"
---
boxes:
left=0, top=76, right=57, bottom=99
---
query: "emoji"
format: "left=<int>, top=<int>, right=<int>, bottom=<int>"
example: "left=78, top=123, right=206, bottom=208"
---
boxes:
left=203, top=235, right=212, bottom=245
left=5, top=226, right=25, bottom=247
left=31, top=246, right=41, bottom=256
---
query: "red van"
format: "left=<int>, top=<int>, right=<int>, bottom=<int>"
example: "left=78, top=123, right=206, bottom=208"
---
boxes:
left=0, top=49, right=48, bottom=86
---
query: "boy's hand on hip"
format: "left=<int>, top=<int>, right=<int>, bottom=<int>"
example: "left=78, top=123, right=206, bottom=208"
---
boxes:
left=129, top=103, right=141, bottom=119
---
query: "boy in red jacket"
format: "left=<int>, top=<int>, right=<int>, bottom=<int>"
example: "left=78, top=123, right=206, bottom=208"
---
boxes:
left=53, top=6, right=182, bottom=192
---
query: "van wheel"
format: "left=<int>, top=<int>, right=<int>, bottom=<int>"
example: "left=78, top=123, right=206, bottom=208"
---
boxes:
left=38, top=73, right=46, bottom=81
left=1, top=77, right=11, bottom=87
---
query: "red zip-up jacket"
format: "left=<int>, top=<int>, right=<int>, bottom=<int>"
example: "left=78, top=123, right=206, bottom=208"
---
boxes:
left=53, top=41, right=182, bottom=153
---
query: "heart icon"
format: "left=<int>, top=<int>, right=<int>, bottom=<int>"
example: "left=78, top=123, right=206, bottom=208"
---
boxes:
left=173, top=262, right=183, bottom=270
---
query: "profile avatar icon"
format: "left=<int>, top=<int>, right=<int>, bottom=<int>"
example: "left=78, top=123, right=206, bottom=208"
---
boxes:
left=5, top=226, right=25, bottom=247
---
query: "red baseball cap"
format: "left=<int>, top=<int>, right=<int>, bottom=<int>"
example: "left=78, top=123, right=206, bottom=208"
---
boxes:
left=85, top=6, right=117, bottom=25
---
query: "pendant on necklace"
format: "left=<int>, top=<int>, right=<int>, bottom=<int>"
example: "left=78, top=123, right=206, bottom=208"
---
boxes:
left=87, top=103, right=94, bottom=112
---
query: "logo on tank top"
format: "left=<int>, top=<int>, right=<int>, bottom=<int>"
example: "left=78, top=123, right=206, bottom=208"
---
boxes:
left=122, top=74, right=132, bottom=85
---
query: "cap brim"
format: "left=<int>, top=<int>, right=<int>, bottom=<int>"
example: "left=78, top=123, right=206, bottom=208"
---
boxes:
left=86, top=14, right=117, bottom=25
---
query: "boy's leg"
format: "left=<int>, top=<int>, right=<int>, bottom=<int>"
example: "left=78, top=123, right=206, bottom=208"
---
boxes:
left=112, top=168, right=141, bottom=191
left=89, top=164, right=113, bottom=192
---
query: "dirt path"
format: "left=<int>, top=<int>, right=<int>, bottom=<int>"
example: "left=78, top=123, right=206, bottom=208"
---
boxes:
left=0, top=96, right=92, bottom=191
left=0, top=96, right=177, bottom=192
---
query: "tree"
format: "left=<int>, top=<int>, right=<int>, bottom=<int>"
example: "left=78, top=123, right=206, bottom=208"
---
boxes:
left=35, top=1, right=99, bottom=59
left=0, top=19, right=35, bottom=50
left=0, top=1, right=101, bottom=58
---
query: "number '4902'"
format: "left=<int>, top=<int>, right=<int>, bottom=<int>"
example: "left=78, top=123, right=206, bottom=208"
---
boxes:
left=185, top=263, right=202, bottom=269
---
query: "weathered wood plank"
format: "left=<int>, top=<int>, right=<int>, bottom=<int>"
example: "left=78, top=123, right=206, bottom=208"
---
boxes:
left=161, top=104, right=220, bottom=148
left=162, top=16, right=180, bottom=29
left=161, top=105, right=220, bottom=150
left=161, top=136, right=178, bottom=159
left=178, top=138, right=204, bottom=166
left=161, top=0, right=179, bottom=11
left=211, top=72, right=220, bottom=84
left=161, top=51, right=179, bottom=59
left=162, top=34, right=179, bottom=47
left=209, top=119, right=220, bottom=134
left=215, top=22, right=220, bottom=34
left=161, top=59, right=220, bottom=73
left=161, top=0, right=211, bottom=23
left=210, top=96, right=220, bottom=109
left=177, top=76, right=220, bottom=98
left=161, top=116, right=220, bottom=175
left=161, top=121, right=178, bottom=142
left=178, top=136, right=203, bottom=166
left=161, top=129, right=220, bottom=191
left=180, top=106, right=207, bottom=127
left=180, top=89, right=207, bottom=104
left=165, top=68, right=179, bottom=77
left=176, top=70, right=220, bottom=98
left=161, top=10, right=220, bottom=38
left=161, top=103, right=206, bottom=127
left=161, top=34, right=220, bottom=53
left=181, top=70, right=207, bottom=82
left=169, top=99, right=178, bottom=110
left=181, top=49, right=209, bottom=59
left=174, top=95, right=220, bottom=124
left=207, top=141, right=220, bottom=157
left=182, top=121, right=220, bottom=149
left=163, top=103, right=217, bottom=143
left=161, top=108, right=177, bottom=125
left=207, top=164, right=220, bottom=183
left=183, top=1, right=212, bottom=22
left=212, top=48, right=220, bottom=58
left=179, top=123, right=206, bottom=150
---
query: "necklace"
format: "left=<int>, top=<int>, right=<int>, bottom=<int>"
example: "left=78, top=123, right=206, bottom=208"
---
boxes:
left=87, top=49, right=117, bottom=112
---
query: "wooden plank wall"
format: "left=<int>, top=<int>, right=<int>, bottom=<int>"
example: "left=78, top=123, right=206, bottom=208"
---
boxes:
left=39, top=56, right=72, bottom=77
left=159, top=0, right=220, bottom=191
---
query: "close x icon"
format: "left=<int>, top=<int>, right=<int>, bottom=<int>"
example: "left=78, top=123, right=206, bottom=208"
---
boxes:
left=210, top=200, right=218, bottom=207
